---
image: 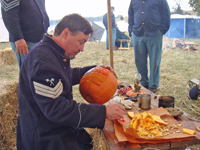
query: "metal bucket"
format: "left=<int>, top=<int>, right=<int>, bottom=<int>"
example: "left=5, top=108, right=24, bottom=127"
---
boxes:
left=138, top=94, right=151, bottom=110
left=158, top=96, right=174, bottom=108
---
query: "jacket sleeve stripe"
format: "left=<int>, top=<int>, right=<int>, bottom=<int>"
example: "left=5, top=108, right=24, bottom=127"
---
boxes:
left=34, top=83, right=63, bottom=97
left=1, top=0, right=20, bottom=11
left=77, top=103, right=82, bottom=127
left=33, top=80, right=63, bottom=99
left=33, top=80, right=62, bottom=92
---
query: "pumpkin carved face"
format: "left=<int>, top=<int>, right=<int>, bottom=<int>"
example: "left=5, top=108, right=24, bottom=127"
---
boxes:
left=79, top=67, right=118, bottom=104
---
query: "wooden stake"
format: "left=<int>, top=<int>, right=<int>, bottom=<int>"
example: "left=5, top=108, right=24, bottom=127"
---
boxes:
left=107, top=0, right=114, bottom=68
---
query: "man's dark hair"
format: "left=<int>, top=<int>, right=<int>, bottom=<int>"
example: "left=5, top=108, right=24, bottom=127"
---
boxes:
left=54, top=13, right=93, bottom=36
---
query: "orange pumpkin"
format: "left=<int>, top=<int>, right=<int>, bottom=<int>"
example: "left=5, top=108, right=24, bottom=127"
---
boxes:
left=79, top=67, right=118, bottom=104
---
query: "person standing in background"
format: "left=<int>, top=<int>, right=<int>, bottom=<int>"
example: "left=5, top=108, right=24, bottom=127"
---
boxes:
left=103, top=6, right=116, bottom=50
left=128, top=0, right=170, bottom=93
left=1, top=0, right=49, bottom=68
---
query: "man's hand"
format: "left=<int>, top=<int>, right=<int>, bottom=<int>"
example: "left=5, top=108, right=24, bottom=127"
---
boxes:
left=15, top=39, right=29, bottom=55
left=105, top=104, right=125, bottom=120
left=97, top=65, right=118, bottom=78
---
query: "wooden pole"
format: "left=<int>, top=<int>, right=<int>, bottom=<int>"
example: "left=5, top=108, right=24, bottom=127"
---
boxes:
left=107, top=0, right=114, bottom=68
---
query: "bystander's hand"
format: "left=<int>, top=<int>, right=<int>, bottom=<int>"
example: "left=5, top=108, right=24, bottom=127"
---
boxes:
left=15, top=39, right=29, bottom=55
left=105, top=104, right=125, bottom=120
left=97, top=65, right=118, bottom=78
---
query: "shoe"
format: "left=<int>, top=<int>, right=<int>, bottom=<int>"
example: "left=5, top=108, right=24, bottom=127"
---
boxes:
left=143, top=85, right=149, bottom=89
left=148, top=87, right=157, bottom=93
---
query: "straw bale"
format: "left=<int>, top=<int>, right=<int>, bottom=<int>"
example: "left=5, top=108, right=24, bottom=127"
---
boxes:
left=0, top=48, right=17, bottom=66
left=0, top=81, right=18, bottom=149
left=87, top=128, right=109, bottom=150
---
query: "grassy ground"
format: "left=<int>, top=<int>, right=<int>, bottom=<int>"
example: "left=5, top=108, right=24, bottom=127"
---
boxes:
left=0, top=39, right=200, bottom=149
left=0, top=42, right=11, bottom=50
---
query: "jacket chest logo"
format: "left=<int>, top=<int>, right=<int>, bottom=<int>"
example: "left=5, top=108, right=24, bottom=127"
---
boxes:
left=46, top=78, right=55, bottom=86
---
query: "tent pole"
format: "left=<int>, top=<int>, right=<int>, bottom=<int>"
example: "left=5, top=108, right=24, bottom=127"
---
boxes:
left=107, top=0, right=114, bottom=68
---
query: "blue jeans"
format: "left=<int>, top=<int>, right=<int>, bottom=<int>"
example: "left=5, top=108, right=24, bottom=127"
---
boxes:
left=132, top=31, right=163, bottom=89
left=10, top=42, right=37, bottom=68
left=106, top=28, right=116, bottom=49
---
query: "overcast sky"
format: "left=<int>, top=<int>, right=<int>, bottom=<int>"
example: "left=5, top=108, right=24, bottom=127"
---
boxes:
left=0, top=0, right=192, bottom=20
left=46, top=0, right=192, bottom=20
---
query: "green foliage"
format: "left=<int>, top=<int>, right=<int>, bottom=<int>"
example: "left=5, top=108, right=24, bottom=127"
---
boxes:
left=189, top=0, right=200, bottom=12
left=120, top=15, right=124, bottom=20
left=184, top=11, right=192, bottom=15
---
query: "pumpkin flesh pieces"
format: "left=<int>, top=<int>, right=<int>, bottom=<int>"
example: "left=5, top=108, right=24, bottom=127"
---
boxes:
left=183, top=128, right=195, bottom=135
left=128, top=112, right=169, bottom=138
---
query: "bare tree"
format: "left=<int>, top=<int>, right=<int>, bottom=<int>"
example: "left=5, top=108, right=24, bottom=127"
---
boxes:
left=172, top=0, right=183, bottom=14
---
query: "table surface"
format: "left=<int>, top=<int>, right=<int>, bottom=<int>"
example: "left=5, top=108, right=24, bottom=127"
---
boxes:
left=102, top=86, right=200, bottom=150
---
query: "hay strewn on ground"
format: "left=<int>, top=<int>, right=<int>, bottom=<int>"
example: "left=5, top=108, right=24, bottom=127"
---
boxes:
left=87, top=128, right=110, bottom=150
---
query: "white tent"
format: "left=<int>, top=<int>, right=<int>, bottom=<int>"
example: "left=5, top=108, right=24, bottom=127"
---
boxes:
left=92, top=20, right=128, bottom=42
left=116, top=20, right=128, bottom=32
left=0, top=10, right=9, bottom=42
left=92, top=21, right=106, bottom=41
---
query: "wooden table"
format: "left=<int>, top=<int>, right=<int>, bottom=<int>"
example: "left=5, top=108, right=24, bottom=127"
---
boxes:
left=102, top=87, right=200, bottom=150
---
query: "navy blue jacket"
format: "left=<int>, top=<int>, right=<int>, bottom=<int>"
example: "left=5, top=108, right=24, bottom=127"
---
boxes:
left=1, top=0, right=49, bottom=42
left=128, top=0, right=170, bottom=37
left=103, top=12, right=115, bottom=30
left=17, top=34, right=106, bottom=150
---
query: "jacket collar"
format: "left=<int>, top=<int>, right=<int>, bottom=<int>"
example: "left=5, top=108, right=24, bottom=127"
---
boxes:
left=42, top=34, right=66, bottom=57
